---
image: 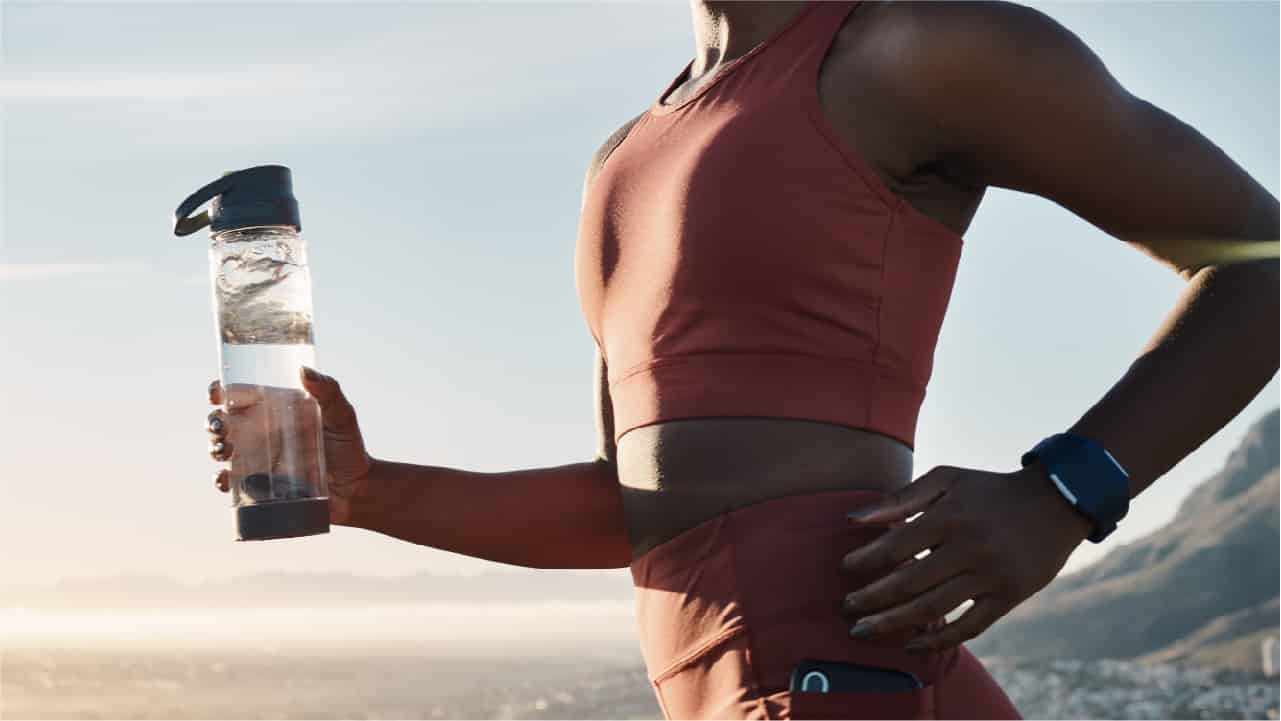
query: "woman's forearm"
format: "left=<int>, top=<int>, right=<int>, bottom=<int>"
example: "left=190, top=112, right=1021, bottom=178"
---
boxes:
left=1067, top=258, right=1279, bottom=498
left=344, top=457, right=632, bottom=569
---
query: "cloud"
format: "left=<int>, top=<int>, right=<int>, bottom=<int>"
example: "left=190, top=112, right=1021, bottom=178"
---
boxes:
left=1, top=5, right=682, bottom=148
left=0, top=65, right=312, bottom=101
left=0, top=260, right=149, bottom=280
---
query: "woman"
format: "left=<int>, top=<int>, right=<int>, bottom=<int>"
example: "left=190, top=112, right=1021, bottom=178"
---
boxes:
left=204, top=1, right=1279, bottom=718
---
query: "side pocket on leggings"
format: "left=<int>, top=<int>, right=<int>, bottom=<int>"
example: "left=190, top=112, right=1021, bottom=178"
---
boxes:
left=766, top=685, right=932, bottom=720
left=652, top=627, right=761, bottom=720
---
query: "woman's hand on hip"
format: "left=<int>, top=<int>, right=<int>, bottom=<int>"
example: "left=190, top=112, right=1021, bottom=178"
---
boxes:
left=839, top=465, right=1093, bottom=652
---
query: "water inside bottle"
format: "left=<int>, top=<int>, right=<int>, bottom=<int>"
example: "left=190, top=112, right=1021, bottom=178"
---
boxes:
left=212, top=227, right=314, bottom=346
left=221, top=342, right=316, bottom=388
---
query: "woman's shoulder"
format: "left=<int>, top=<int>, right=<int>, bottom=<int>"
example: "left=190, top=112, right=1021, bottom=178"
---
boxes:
left=584, top=113, right=647, bottom=191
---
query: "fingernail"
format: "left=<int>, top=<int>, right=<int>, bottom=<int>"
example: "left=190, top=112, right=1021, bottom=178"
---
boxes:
left=843, top=595, right=860, bottom=613
left=301, top=366, right=320, bottom=381
left=213, top=441, right=225, bottom=454
left=904, top=639, right=929, bottom=653
left=849, top=620, right=875, bottom=639
left=847, top=509, right=876, bottom=522
left=208, top=417, right=223, bottom=433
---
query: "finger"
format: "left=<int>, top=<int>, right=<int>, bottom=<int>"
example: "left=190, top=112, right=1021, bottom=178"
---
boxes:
left=848, top=573, right=983, bottom=641
left=222, top=383, right=264, bottom=414
left=842, top=510, right=946, bottom=577
left=843, top=546, right=968, bottom=616
left=209, top=439, right=234, bottom=462
left=214, top=469, right=229, bottom=493
left=902, top=597, right=1002, bottom=652
left=206, top=408, right=227, bottom=437
left=299, top=366, right=359, bottom=432
left=847, top=466, right=957, bottom=524
left=209, top=379, right=223, bottom=405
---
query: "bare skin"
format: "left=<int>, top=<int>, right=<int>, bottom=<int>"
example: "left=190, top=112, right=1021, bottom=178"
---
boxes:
left=206, top=0, right=1279, bottom=654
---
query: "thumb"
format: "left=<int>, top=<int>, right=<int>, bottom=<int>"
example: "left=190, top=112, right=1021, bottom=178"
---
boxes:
left=300, top=366, right=359, bottom=432
left=847, top=465, right=956, bottom=524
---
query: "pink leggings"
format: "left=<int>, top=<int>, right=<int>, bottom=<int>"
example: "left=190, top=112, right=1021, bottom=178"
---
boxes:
left=628, top=489, right=1022, bottom=719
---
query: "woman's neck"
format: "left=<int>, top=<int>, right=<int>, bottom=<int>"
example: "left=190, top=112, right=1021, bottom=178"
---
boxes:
left=685, top=0, right=810, bottom=77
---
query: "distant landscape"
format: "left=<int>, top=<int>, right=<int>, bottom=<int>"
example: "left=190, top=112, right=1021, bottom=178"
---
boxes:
left=2, top=566, right=636, bottom=610
left=3, top=409, right=1277, bottom=719
left=970, top=408, right=1280, bottom=675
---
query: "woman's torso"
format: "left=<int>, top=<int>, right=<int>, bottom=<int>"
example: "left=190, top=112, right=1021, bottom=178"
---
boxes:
left=598, top=1, right=985, bottom=559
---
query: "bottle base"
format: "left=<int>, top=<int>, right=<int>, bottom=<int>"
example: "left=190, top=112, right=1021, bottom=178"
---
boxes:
left=235, top=498, right=330, bottom=541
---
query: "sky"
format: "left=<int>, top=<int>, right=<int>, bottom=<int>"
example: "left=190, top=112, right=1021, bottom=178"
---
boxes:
left=1, top=1, right=1277, bottom=589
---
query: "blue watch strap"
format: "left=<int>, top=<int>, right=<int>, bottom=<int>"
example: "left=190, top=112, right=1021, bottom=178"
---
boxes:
left=1021, top=433, right=1131, bottom=543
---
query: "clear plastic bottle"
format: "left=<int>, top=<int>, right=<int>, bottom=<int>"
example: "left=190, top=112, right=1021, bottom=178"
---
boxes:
left=174, top=166, right=329, bottom=541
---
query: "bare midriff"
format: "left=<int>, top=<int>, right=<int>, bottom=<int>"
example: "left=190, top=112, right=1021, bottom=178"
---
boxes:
left=617, top=417, right=913, bottom=559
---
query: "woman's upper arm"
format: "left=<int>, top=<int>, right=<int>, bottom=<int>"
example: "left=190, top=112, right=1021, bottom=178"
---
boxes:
left=894, top=1, right=1278, bottom=276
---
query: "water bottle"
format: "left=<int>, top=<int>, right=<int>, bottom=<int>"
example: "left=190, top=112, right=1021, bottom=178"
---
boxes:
left=173, top=165, right=329, bottom=541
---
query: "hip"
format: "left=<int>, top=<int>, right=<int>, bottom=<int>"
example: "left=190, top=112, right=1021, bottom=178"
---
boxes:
left=627, top=488, right=960, bottom=719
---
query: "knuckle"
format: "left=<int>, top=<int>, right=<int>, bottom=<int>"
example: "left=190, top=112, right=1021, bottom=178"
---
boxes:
left=971, top=531, right=995, bottom=556
left=1003, top=574, right=1029, bottom=597
left=961, top=518, right=992, bottom=547
left=919, top=592, right=958, bottom=619
left=940, top=512, right=965, bottom=535
left=974, top=542, right=1000, bottom=568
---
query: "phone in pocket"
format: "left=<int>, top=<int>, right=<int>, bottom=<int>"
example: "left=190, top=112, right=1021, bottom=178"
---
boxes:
left=789, top=659, right=923, bottom=693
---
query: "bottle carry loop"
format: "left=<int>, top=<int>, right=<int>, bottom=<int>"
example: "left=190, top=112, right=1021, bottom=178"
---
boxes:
left=173, top=165, right=300, bottom=238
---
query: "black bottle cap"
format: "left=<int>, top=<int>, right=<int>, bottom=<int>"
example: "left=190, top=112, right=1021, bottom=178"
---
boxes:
left=173, top=165, right=301, bottom=237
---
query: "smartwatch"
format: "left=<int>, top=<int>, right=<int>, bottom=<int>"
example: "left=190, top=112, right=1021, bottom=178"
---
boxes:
left=1021, top=433, right=1131, bottom=543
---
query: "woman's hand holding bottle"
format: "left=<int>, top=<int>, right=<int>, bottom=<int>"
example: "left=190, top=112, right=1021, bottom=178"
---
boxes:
left=206, top=366, right=374, bottom=525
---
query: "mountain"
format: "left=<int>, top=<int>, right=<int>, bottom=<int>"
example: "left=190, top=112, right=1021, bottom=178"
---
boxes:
left=1138, top=596, right=1279, bottom=671
left=970, top=408, right=1280, bottom=672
